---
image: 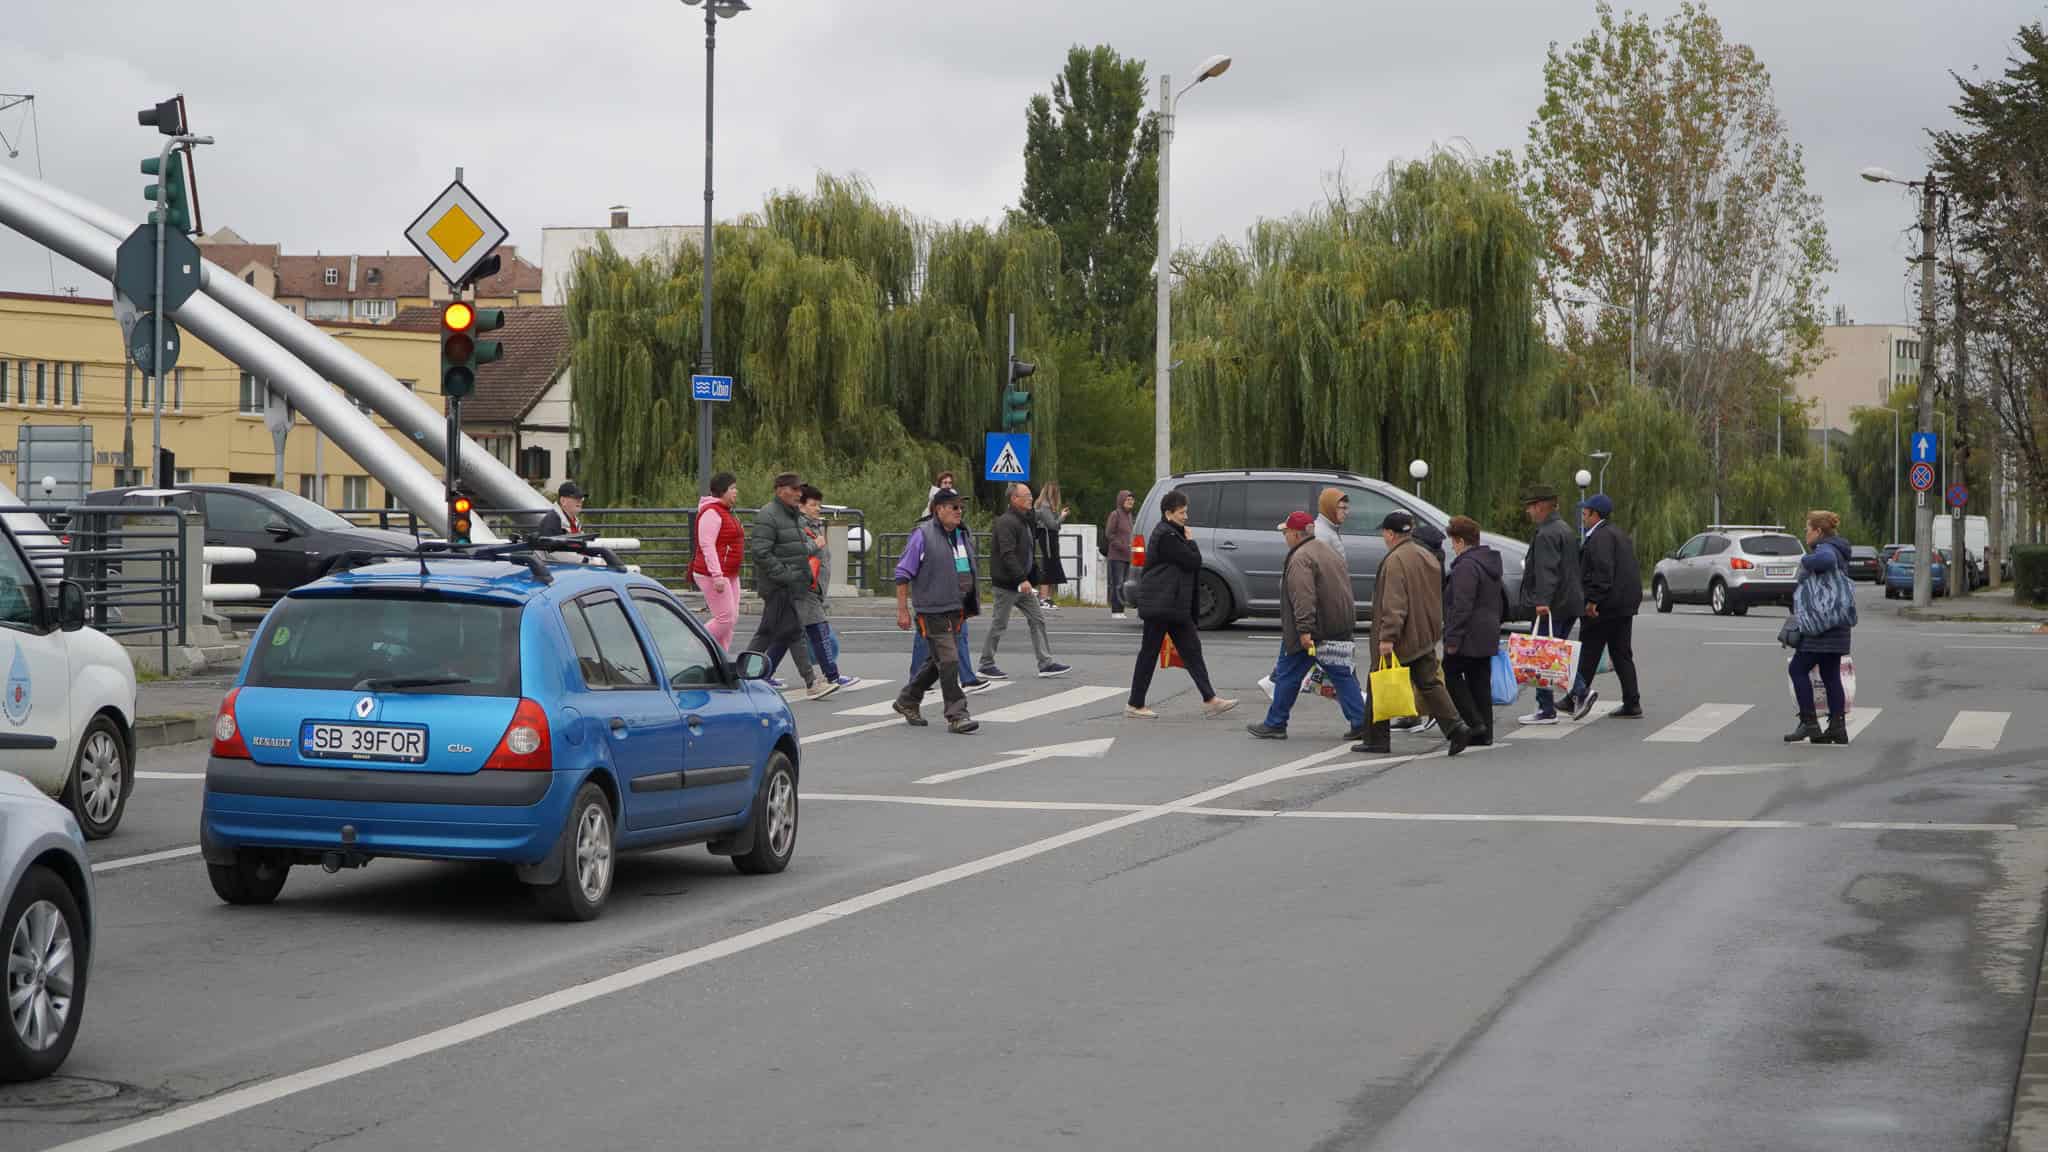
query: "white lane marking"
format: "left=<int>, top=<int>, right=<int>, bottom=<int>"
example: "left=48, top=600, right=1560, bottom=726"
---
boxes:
left=782, top=678, right=894, bottom=699
left=91, top=845, right=202, bottom=874
left=1941, top=645, right=2048, bottom=651
left=43, top=741, right=1358, bottom=1152
left=973, top=684, right=1126, bottom=723
left=1702, top=641, right=1780, bottom=647
left=1645, top=702, right=1752, bottom=744
left=915, top=737, right=1117, bottom=785
left=1843, top=707, right=1883, bottom=743
left=136, top=771, right=204, bottom=781
left=1939, top=710, right=2011, bottom=751
left=1512, top=701, right=1622, bottom=741
left=1638, top=762, right=1803, bottom=804
left=804, top=792, right=1147, bottom=814
left=834, top=680, right=1011, bottom=717
left=797, top=718, right=903, bottom=746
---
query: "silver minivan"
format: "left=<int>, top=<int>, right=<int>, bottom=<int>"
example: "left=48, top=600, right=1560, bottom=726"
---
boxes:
left=1121, top=470, right=1528, bottom=630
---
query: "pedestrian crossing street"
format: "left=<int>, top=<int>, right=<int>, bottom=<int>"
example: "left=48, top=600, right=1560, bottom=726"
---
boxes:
left=798, top=677, right=2036, bottom=754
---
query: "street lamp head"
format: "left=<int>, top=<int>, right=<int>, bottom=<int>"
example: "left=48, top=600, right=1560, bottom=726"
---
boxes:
left=681, top=0, right=749, bottom=14
left=1195, top=54, right=1232, bottom=82
left=1589, top=450, right=1612, bottom=461
left=1860, top=166, right=1901, bottom=185
left=1408, top=459, right=1429, bottom=481
left=1574, top=469, right=1593, bottom=489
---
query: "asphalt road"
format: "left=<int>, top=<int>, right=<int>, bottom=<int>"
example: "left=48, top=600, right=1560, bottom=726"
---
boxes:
left=9, top=586, right=2048, bottom=1151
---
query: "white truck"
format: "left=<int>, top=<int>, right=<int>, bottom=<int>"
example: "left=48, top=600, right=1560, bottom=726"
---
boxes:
left=1934, top=514, right=1990, bottom=589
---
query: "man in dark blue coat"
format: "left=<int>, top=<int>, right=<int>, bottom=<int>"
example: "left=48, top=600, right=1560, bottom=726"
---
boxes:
left=1561, top=494, right=1643, bottom=720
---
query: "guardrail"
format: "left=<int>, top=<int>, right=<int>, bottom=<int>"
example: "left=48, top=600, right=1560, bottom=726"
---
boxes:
left=6, top=503, right=187, bottom=672
left=871, top=527, right=1083, bottom=599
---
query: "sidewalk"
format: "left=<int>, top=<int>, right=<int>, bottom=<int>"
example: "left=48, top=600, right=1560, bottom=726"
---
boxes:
left=1896, top=586, right=2048, bottom=625
left=134, top=674, right=235, bottom=749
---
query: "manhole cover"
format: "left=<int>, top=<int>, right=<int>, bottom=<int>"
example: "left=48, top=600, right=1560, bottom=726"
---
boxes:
left=0, top=1075, right=123, bottom=1108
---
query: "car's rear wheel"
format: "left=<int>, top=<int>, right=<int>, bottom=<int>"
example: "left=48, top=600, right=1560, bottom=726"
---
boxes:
left=1652, top=577, right=1673, bottom=614
left=1195, top=571, right=1232, bottom=631
left=538, top=783, right=614, bottom=921
left=62, top=716, right=128, bottom=840
left=207, top=852, right=290, bottom=906
left=1, top=867, right=86, bottom=1083
left=1709, top=580, right=1732, bottom=616
left=733, top=752, right=798, bottom=876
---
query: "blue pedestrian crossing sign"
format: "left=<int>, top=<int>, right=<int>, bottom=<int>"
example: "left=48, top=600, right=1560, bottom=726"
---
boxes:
left=984, top=433, right=1031, bottom=482
left=1911, top=431, right=1938, bottom=465
left=690, top=374, right=734, bottom=402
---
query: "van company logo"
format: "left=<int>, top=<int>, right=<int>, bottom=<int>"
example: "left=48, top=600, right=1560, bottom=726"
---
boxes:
left=354, top=696, right=376, bottom=720
left=3, top=642, right=29, bottom=726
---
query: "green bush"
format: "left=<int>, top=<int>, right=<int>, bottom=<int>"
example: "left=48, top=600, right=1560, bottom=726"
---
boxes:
left=2013, top=545, right=2048, bottom=606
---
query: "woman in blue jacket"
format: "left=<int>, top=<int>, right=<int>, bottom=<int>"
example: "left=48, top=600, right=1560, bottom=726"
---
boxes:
left=1782, top=510, right=1856, bottom=745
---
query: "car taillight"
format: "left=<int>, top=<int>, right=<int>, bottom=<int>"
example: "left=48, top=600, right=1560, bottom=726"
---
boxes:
left=1729, top=557, right=1754, bottom=571
left=482, top=698, right=552, bottom=771
left=211, top=688, right=250, bottom=760
left=1131, top=532, right=1146, bottom=567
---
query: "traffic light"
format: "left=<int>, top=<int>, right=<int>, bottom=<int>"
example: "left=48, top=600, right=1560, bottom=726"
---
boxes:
left=441, top=301, right=477, bottom=398
left=473, top=308, right=505, bottom=369
left=447, top=494, right=474, bottom=545
left=141, top=150, right=192, bottom=233
left=137, top=97, right=185, bottom=137
left=1003, top=357, right=1036, bottom=430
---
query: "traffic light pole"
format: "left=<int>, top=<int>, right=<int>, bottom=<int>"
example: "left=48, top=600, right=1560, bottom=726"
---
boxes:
left=145, top=132, right=208, bottom=487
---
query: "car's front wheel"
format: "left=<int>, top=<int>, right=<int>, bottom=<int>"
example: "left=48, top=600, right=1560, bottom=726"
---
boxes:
left=538, top=783, right=614, bottom=921
left=733, top=752, right=798, bottom=876
left=63, top=715, right=129, bottom=840
left=1653, top=577, right=1673, bottom=614
left=207, top=852, right=290, bottom=906
left=1, top=867, right=86, bottom=1083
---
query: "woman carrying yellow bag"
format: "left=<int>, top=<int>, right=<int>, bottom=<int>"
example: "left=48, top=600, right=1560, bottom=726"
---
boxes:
left=1370, top=653, right=1419, bottom=724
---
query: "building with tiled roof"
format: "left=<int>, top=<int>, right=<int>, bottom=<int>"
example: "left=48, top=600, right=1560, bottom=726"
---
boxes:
left=197, top=229, right=542, bottom=326
left=392, top=305, right=571, bottom=492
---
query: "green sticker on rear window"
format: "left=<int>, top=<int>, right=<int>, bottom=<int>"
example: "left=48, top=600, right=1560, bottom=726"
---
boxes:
left=271, top=626, right=291, bottom=647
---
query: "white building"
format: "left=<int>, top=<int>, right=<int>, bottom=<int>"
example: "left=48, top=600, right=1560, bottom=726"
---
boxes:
left=540, top=207, right=703, bottom=307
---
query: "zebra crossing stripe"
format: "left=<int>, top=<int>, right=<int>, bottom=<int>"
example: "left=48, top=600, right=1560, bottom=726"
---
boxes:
left=1645, top=703, right=1752, bottom=744
left=1938, top=710, right=2009, bottom=751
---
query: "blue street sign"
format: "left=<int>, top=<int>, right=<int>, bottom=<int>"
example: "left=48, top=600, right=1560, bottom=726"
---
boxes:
left=984, top=432, right=1031, bottom=482
left=690, top=374, right=734, bottom=402
left=1910, top=431, right=1938, bottom=465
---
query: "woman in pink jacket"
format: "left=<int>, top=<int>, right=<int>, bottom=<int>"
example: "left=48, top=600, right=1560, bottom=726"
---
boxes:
left=691, top=472, right=745, bottom=648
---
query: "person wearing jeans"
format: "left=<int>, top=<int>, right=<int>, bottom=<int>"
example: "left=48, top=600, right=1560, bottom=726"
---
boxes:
left=1105, top=489, right=1135, bottom=618
left=796, top=485, right=857, bottom=689
left=1246, top=511, right=1367, bottom=739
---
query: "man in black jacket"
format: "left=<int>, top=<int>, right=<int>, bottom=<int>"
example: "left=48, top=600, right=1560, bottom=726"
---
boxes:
left=1515, top=483, right=1585, bottom=725
left=1562, top=494, right=1643, bottom=719
left=979, top=483, right=1067, bottom=679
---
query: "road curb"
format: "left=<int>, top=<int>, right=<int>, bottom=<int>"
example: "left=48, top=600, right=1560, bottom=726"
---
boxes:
left=135, top=713, right=205, bottom=750
left=2011, top=908, right=2048, bottom=1150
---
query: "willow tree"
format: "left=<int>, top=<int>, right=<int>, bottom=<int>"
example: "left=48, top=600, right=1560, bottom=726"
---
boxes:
left=565, top=174, right=1064, bottom=511
left=1173, top=152, right=1540, bottom=513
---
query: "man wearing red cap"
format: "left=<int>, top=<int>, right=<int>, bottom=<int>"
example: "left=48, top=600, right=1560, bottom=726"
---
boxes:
left=1246, top=510, right=1368, bottom=739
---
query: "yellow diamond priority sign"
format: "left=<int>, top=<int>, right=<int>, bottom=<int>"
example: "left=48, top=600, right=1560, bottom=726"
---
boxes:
left=405, top=180, right=509, bottom=287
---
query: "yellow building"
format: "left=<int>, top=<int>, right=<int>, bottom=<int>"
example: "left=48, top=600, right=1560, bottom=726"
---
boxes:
left=0, top=290, right=447, bottom=509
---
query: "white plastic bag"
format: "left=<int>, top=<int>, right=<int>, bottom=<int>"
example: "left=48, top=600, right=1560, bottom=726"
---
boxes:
left=1788, top=655, right=1856, bottom=711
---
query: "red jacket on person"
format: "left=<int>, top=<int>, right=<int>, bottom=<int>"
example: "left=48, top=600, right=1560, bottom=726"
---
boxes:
left=691, top=496, right=745, bottom=581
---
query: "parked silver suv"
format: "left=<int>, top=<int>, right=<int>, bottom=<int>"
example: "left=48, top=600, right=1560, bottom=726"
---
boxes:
left=1120, top=469, right=1528, bottom=630
left=1651, top=524, right=1805, bottom=616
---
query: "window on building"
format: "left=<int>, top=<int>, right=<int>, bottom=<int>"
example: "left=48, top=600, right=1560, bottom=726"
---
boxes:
left=365, top=268, right=382, bottom=285
left=354, top=299, right=392, bottom=321
left=0, top=362, right=8, bottom=405
left=174, top=469, right=193, bottom=485
left=13, top=361, right=23, bottom=405
left=305, top=300, right=349, bottom=321
left=239, top=372, right=266, bottom=415
left=342, top=476, right=368, bottom=509
left=399, top=379, right=417, bottom=392
left=298, top=475, right=319, bottom=502
left=323, top=267, right=338, bottom=286
left=113, top=467, right=143, bottom=487
left=244, top=271, right=255, bottom=286
left=71, top=363, right=82, bottom=407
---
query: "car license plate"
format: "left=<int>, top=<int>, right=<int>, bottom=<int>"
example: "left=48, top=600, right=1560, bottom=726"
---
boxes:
left=300, top=721, right=428, bottom=764
left=1766, top=565, right=1794, bottom=578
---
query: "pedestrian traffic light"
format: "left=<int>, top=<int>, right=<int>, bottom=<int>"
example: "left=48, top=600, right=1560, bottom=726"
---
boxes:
left=136, top=97, right=186, bottom=137
left=448, top=493, right=474, bottom=545
left=441, top=301, right=477, bottom=399
left=1004, top=357, right=1036, bottom=430
left=141, top=150, right=192, bottom=233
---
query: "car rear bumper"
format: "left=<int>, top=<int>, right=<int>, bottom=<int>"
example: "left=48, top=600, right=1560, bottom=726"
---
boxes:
left=201, top=756, right=572, bottom=865
left=1726, top=577, right=1797, bottom=605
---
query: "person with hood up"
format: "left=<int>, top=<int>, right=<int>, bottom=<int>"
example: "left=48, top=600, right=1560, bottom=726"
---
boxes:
left=1514, top=483, right=1585, bottom=725
left=1780, top=510, right=1857, bottom=745
left=1105, top=489, right=1136, bottom=619
left=1314, top=488, right=1349, bottom=557
left=690, top=472, right=744, bottom=649
left=1441, top=515, right=1505, bottom=747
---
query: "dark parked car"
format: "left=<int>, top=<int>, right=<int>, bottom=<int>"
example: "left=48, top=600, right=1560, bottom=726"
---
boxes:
left=87, top=484, right=418, bottom=602
left=1846, top=545, right=1884, bottom=584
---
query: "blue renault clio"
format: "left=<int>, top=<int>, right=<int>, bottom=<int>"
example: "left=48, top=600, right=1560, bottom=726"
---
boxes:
left=201, top=541, right=799, bottom=920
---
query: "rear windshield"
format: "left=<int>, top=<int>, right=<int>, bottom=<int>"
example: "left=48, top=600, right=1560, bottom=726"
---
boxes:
left=1739, top=535, right=1803, bottom=557
left=246, top=595, right=521, bottom=696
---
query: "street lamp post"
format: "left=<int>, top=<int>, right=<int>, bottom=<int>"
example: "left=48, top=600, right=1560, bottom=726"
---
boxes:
left=1574, top=468, right=1593, bottom=508
left=1588, top=450, right=1612, bottom=493
left=1408, top=458, right=1428, bottom=501
left=1862, top=165, right=1941, bottom=606
left=684, top=0, right=748, bottom=497
left=1155, top=53, right=1231, bottom=481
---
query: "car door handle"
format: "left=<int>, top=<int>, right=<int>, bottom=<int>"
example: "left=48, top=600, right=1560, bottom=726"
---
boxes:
left=608, top=717, right=628, bottom=736
left=1218, top=541, right=1239, bottom=551
left=685, top=714, right=704, bottom=733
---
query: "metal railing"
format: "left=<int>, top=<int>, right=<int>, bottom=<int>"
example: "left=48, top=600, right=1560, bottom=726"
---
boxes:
left=5, top=503, right=187, bottom=672
left=872, top=527, right=1084, bottom=599
left=335, top=504, right=872, bottom=594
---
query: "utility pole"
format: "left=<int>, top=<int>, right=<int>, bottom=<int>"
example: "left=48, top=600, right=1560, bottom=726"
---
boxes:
left=1154, top=72, right=1173, bottom=482
left=1952, top=264, right=1973, bottom=590
left=1911, top=173, right=1939, bottom=607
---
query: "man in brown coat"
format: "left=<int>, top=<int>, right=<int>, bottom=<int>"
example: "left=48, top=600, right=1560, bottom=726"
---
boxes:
left=1357, top=510, right=1474, bottom=756
left=1245, top=512, right=1370, bottom=739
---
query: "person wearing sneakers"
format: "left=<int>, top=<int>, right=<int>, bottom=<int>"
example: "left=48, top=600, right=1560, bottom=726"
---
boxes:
left=1354, top=511, right=1473, bottom=757
left=981, top=482, right=1070, bottom=681
left=1125, top=490, right=1236, bottom=720
left=1560, top=493, right=1642, bottom=721
left=796, top=485, right=858, bottom=690
left=1514, top=483, right=1584, bottom=725
left=747, top=472, right=837, bottom=701
left=892, top=487, right=981, bottom=734
left=1246, top=511, right=1368, bottom=740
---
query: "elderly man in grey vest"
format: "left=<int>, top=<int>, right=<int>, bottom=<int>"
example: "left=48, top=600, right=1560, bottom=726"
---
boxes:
left=892, top=488, right=982, bottom=734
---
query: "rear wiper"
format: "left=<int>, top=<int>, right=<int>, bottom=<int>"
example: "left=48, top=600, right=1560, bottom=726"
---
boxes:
left=352, top=676, right=474, bottom=692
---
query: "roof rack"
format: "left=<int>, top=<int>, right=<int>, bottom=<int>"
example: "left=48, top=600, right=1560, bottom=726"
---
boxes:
left=1171, top=468, right=1369, bottom=482
left=1706, top=524, right=1787, bottom=533
left=327, top=534, right=631, bottom=588
left=493, top=533, right=631, bottom=572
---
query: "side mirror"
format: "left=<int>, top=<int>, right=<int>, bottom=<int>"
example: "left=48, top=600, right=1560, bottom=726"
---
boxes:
left=56, top=580, right=86, bottom=632
left=733, top=650, right=771, bottom=681
left=265, top=518, right=295, bottom=540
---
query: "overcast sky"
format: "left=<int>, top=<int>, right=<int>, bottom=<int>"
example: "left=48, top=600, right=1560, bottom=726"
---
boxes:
left=0, top=0, right=2033, bottom=331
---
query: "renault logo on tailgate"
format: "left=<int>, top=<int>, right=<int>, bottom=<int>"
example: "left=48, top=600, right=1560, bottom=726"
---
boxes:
left=355, top=696, right=376, bottom=720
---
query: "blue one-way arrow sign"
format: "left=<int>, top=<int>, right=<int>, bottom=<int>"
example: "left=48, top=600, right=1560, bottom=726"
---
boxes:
left=1911, top=431, right=1938, bottom=464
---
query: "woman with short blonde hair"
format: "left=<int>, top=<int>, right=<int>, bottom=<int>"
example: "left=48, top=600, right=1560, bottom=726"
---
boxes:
left=1781, top=509, right=1857, bottom=744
